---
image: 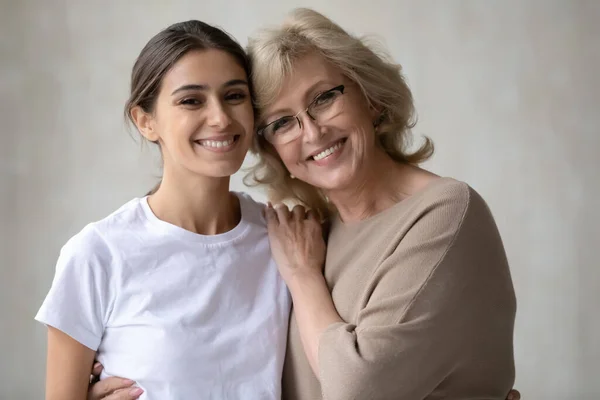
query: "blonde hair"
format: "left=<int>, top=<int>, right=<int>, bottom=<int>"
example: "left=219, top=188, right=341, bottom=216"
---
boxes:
left=244, top=8, right=433, bottom=219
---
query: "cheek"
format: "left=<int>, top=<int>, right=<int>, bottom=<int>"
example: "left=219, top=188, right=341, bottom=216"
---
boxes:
left=342, top=97, right=375, bottom=133
left=157, top=108, right=196, bottom=141
left=274, top=144, right=301, bottom=172
left=341, top=113, right=377, bottom=154
left=231, top=103, right=255, bottom=131
left=351, top=125, right=374, bottom=154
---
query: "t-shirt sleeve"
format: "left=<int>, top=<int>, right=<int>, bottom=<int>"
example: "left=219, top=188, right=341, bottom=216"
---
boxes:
left=317, top=185, right=516, bottom=399
left=35, top=226, right=113, bottom=350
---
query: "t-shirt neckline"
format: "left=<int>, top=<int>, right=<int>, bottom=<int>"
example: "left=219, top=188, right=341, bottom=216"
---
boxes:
left=139, top=192, right=251, bottom=246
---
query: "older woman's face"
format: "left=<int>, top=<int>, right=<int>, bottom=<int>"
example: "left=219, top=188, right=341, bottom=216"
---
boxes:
left=260, top=52, right=379, bottom=192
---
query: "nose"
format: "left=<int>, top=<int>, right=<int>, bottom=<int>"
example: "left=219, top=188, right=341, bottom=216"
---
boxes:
left=298, top=113, right=323, bottom=143
left=207, top=99, right=232, bottom=130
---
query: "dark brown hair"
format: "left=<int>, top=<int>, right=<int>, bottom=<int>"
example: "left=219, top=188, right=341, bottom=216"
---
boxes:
left=124, top=20, right=252, bottom=194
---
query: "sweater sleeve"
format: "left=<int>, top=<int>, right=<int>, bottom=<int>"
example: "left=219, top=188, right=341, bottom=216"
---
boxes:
left=317, top=185, right=516, bottom=400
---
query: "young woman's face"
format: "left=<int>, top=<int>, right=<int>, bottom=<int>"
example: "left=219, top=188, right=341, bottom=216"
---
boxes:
left=137, top=49, right=254, bottom=179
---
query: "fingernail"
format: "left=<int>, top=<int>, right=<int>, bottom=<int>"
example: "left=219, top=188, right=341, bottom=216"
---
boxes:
left=93, top=362, right=101, bottom=369
left=123, top=379, right=135, bottom=385
left=129, top=387, right=144, bottom=396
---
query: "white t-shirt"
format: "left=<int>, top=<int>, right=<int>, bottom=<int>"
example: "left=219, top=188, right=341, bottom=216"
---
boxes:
left=35, top=192, right=291, bottom=400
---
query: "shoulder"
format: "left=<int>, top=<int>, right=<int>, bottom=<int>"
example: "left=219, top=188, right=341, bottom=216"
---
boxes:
left=410, top=177, right=492, bottom=232
left=93, top=197, right=148, bottom=233
left=407, top=179, right=505, bottom=268
left=418, top=177, right=470, bottom=211
left=52, top=223, right=114, bottom=283
left=352, top=177, right=499, bottom=255
left=58, top=198, right=144, bottom=268
left=235, top=191, right=268, bottom=227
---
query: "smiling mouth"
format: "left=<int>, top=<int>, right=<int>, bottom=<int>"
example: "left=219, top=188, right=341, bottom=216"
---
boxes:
left=307, top=138, right=347, bottom=161
left=194, top=135, right=240, bottom=150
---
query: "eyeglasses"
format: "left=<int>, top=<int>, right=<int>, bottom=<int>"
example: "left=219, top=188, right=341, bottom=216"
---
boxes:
left=258, top=85, right=345, bottom=145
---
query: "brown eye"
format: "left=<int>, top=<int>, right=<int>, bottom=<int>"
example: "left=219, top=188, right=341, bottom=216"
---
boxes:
left=180, top=98, right=202, bottom=106
left=225, top=92, right=247, bottom=104
left=271, top=117, right=295, bottom=134
left=312, top=91, right=339, bottom=110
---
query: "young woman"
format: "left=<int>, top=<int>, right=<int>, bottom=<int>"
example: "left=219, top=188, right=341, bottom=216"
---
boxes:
left=35, top=20, right=290, bottom=400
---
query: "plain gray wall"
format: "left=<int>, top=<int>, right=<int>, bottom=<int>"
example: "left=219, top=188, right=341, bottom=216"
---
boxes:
left=2, top=1, right=599, bottom=398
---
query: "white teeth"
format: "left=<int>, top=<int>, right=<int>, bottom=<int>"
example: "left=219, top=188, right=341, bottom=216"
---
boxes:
left=198, top=138, right=235, bottom=148
left=313, top=141, right=343, bottom=161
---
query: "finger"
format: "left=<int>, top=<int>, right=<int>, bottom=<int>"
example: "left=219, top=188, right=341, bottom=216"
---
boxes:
left=264, top=203, right=278, bottom=226
left=291, top=205, right=306, bottom=221
left=88, top=376, right=135, bottom=399
left=306, top=209, right=317, bottom=220
left=91, top=362, right=103, bottom=377
left=507, top=389, right=520, bottom=400
left=273, top=203, right=290, bottom=224
left=103, top=387, right=144, bottom=400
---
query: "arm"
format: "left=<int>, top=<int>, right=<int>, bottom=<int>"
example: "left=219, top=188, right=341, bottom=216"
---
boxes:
left=287, top=270, right=342, bottom=375
left=288, top=273, right=518, bottom=400
left=45, top=332, right=143, bottom=400
left=46, top=327, right=96, bottom=400
left=35, top=229, right=137, bottom=399
left=265, top=204, right=340, bottom=374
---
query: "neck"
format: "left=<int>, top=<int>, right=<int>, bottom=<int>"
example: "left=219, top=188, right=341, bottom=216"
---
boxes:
left=147, top=166, right=239, bottom=236
left=325, top=151, right=419, bottom=223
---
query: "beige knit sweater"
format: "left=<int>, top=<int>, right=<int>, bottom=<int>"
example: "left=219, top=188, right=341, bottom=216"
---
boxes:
left=282, top=178, right=516, bottom=400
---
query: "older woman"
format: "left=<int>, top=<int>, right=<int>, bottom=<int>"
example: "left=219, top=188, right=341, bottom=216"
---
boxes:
left=248, top=8, right=516, bottom=400
left=87, top=8, right=519, bottom=400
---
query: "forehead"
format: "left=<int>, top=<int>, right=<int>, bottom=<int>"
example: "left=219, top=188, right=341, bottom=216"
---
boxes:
left=162, top=49, right=247, bottom=89
left=269, top=52, right=344, bottom=107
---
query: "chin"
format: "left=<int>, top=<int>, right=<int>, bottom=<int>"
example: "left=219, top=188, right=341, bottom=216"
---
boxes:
left=189, top=158, right=245, bottom=179
left=308, top=170, right=356, bottom=192
left=212, top=162, right=245, bottom=178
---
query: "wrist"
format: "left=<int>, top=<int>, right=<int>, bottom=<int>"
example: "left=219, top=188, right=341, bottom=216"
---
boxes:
left=287, top=268, right=327, bottom=294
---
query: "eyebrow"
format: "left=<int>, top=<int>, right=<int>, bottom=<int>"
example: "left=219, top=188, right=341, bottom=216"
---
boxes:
left=171, top=79, right=248, bottom=96
left=262, top=80, right=331, bottom=120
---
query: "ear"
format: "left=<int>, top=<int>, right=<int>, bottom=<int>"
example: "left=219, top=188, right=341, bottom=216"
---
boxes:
left=369, top=104, right=384, bottom=126
left=130, top=106, right=159, bottom=142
